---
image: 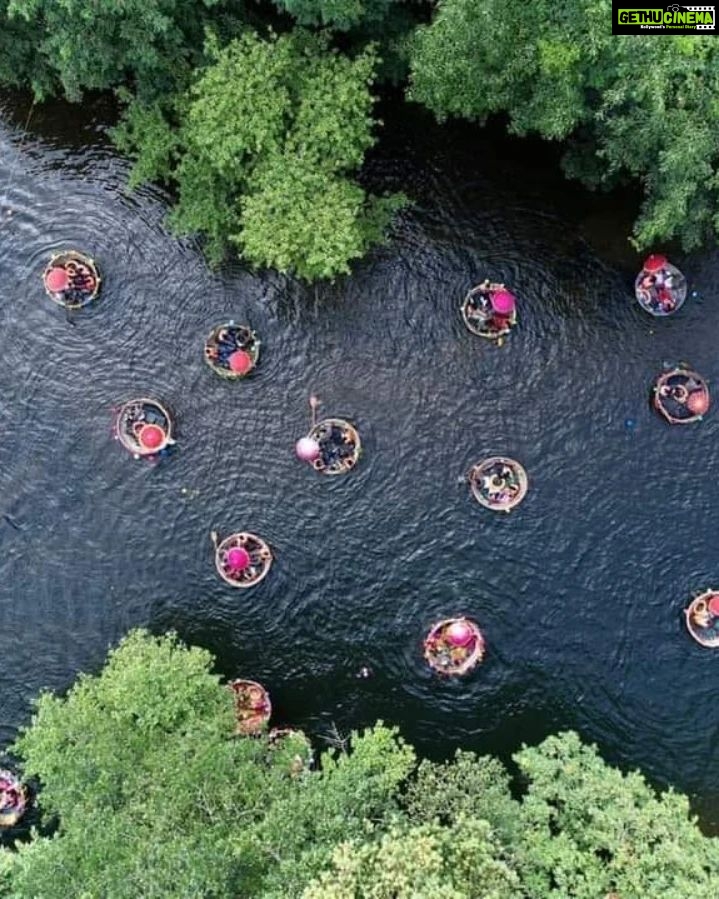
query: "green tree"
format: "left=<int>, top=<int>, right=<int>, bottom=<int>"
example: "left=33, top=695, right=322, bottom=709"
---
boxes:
left=115, top=30, right=403, bottom=279
left=5, top=630, right=719, bottom=898
left=514, top=731, right=719, bottom=899
left=272, top=0, right=393, bottom=31
left=404, top=748, right=521, bottom=846
left=5, top=0, right=223, bottom=100
left=301, top=819, right=521, bottom=898
left=408, top=0, right=719, bottom=251
left=0, top=1, right=46, bottom=92
left=1, top=631, right=414, bottom=899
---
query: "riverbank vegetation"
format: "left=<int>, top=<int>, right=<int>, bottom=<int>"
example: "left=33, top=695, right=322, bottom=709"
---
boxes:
left=2, top=630, right=718, bottom=898
left=1, top=1, right=718, bottom=275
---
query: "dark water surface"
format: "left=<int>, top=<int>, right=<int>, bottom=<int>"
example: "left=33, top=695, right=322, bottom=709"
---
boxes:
left=2, top=92, right=719, bottom=826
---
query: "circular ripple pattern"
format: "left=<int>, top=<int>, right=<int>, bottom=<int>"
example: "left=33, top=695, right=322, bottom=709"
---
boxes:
left=1, top=92, right=719, bottom=827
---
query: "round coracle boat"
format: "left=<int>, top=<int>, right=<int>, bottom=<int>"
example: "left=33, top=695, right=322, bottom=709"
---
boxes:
left=113, top=398, right=175, bottom=459
left=424, top=617, right=485, bottom=676
left=204, top=322, right=260, bottom=379
left=43, top=251, right=101, bottom=309
left=213, top=531, right=273, bottom=588
left=461, top=280, right=518, bottom=341
left=469, top=457, right=528, bottom=512
left=304, top=418, right=361, bottom=476
left=685, top=590, right=719, bottom=648
left=653, top=367, right=709, bottom=424
left=0, top=770, right=27, bottom=828
left=268, top=728, right=314, bottom=775
left=229, top=679, right=272, bottom=735
left=634, top=254, right=687, bottom=317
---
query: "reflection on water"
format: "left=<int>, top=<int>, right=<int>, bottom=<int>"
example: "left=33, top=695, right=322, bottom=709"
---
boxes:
left=1, top=90, right=719, bottom=828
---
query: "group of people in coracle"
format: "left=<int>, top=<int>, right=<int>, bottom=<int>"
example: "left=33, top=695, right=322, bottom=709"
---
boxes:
left=469, top=457, right=527, bottom=512
left=203, top=323, right=259, bottom=378
left=461, top=279, right=517, bottom=343
left=42, top=251, right=99, bottom=310
left=0, top=770, right=27, bottom=828
left=634, top=253, right=687, bottom=316
left=307, top=420, right=359, bottom=474
left=114, top=399, right=174, bottom=459
left=686, top=592, right=719, bottom=649
left=653, top=366, right=710, bottom=425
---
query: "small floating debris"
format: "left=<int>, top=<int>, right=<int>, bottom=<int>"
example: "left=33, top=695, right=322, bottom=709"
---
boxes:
left=634, top=254, right=687, bottom=316
left=0, top=769, right=27, bottom=828
left=685, top=590, right=719, bottom=648
left=653, top=366, right=710, bottom=424
left=229, top=679, right=272, bottom=735
left=43, top=251, right=100, bottom=309
left=469, top=457, right=528, bottom=512
left=424, top=617, right=485, bottom=676
left=296, top=395, right=361, bottom=476
left=212, top=530, right=273, bottom=588
left=204, top=322, right=260, bottom=379
left=113, top=398, right=175, bottom=460
left=461, top=280, right=517, bottom=342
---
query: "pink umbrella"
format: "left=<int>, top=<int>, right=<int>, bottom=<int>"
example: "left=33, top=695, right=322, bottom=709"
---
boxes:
left=643, top=254, right=667, bottom=273
left=687, top=390, right=709, bottom=416
left=138, top=423, right=165, bottom=450
left=45, top=267, right=70, bottom=292
left=708, top=595, right=719, bottom=617
left=295, top=437, right=320, bottom=462
left=445, top=619, right=474, bottom=647
left=228, top=349, right=252, bottom=375
left=491, top=290, right=516, bottom=315
left=227, top=547, right=250, bottom=571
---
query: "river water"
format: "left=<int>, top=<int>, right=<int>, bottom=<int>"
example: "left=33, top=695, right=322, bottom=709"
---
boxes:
left=1, top=91, right=719, bottom=826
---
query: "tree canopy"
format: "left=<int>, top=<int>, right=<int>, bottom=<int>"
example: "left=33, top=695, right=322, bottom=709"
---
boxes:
left=3, top=0, right=224, bottom=101
left=408, top=0, right=719, bottom=251
left=3, top=630, right=719, bottom=898
left=0, top=0, right=718, bottom=264
left=115, top=31, right=403, bottom=278
left=1, top=631, right=415, bottom=899
left=272, top=0, right=394, bottom=31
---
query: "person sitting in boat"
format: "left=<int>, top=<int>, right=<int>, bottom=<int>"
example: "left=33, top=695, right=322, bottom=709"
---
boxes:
left=72, top=268, right=95, bottom=293
left=0, top=776, right=23, bottom=819
left=691, top=602, right=712, bottom=629
left=485, top=473, right=504, bottom=494
left=502, top=465, right=520, bottom=493
left=466, top=281, right=492, bottom=321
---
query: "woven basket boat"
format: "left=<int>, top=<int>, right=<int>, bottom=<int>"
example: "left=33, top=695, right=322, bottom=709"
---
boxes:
left=424, top=617, right=485, bottom=676
left=307, top=418, right=361, bottom=476
left=469, top=456, right=528, bottom=512
left=634, top=260, right=687, bottom=316
left=0, top=769, right=27, bottom=828
left=653, top=367, right=709, bottom=425
left=461, top=281, right=517, bottom=340
left=113, top=398, right=175, bottom=459
left=43, top=250, right=101, bottom=310
left=204, top=322, right=260, bottom=380
left=229, top=679, right=271, bottom=735
left=214, top=531, right=273, bottom=588
left=685, top=590, right=719, bottom=649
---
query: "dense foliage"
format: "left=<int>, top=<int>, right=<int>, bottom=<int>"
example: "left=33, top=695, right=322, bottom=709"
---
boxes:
left=2, top=0, right=223, bottom=101
left=3, top=630, right=719, bottom=898
left=115, top=31, right=403, bottom=278
left=0, top=632, right=415, bottom=898
left=272, top=0, right=393, bottom=30
left=1, top=0, right=718, bottom=272
left=408, top=0, right=719, bottom=251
